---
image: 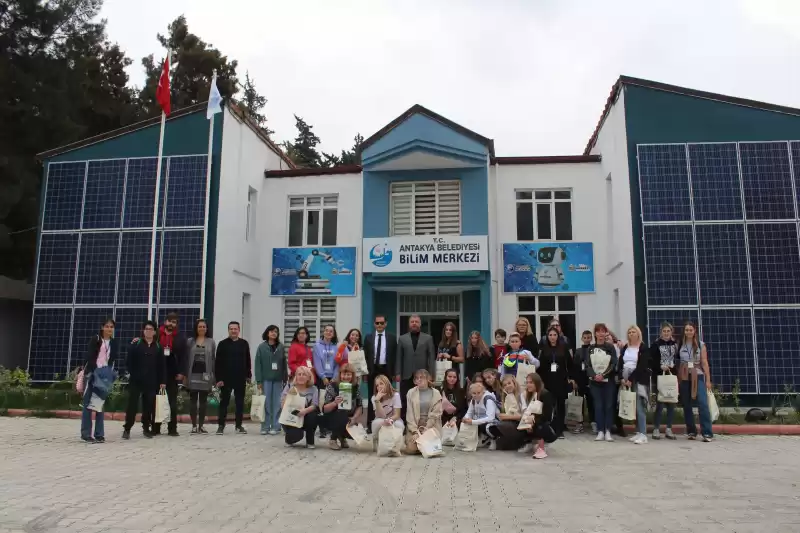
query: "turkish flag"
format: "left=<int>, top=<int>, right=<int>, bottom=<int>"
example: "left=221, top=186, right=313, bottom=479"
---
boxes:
left=155, top=55, right=170, bottom=116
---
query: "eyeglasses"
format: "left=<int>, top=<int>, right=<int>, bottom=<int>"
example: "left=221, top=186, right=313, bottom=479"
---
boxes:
left=375, top=321, right=385, bottom=325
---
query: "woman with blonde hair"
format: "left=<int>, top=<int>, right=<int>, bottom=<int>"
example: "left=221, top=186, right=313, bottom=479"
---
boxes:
left=321, top=363, right=362, bottom=450
left=487, top=375, right=524, bottom=450
left=519, top=373, right=556, bottom=458
left=405, top=369, right=443, bottom=454
left=679, top=322, right=713, bottom=442
left=371, top=374, right=404, bottom=436
left=617, top=325, right=650, bottom=444
left=513, top=317, right=538, bottom=352
left=280, top=366, right=320, bottom=448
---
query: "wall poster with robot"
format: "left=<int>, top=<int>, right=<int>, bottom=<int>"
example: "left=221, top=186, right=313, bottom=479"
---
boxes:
left=271, top=247, right=357, bottom=296
left=502, top=242, right=595, bottom=293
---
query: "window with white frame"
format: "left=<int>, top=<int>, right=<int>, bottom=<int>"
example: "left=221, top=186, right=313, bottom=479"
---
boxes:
left=517, top=295, right=576, bottom=347
left=288, top=195, right=338, bottom=246
left=391, top=181, right=460, bottom=236
left=515, top=189, right=572, bottom=241
left=282, top=298, right=337, bottom=344
left=245, top=187, right=257, bottom=242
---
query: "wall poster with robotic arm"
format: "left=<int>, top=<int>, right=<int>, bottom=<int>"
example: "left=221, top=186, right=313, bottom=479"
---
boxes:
left=502, top=242, right=595, bottom=293
left=271, top=247, right=357, bottom=296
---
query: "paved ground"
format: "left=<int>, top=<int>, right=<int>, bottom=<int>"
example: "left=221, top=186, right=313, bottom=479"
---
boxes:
left=0, top=418, right=799, bottom=533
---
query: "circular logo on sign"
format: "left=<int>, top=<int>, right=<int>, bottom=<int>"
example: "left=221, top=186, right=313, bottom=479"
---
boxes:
left=369, top=244, right=392, bottom=267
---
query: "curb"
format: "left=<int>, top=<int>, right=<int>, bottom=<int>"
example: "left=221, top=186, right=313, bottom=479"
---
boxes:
left=620, top=423, right=800, bottom=436
left=3, top=409, right=251, bottom=424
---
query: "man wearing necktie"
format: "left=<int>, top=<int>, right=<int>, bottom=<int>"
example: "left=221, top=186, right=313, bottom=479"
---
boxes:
left=363, top=314, right=397, bottom=432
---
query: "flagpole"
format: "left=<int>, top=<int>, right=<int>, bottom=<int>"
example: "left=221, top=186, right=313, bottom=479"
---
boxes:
left=148, top=50, right=170, bottom=321
left=200, top=70, right=217, bottom=318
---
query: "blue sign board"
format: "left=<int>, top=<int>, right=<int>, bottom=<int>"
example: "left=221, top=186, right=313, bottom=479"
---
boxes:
left=503, top=242, right=595, bottom=293
left=271, top=247, right=357, bottom=296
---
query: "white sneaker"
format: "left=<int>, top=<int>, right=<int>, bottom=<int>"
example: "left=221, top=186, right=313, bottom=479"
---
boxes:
left=604, top=430, right=614, bottom=442
left=633, top=433, right=648, bottom=445
left=518, top=443, right=533, bottom=453
left=591, top=422, right=597, bottom=433
left=629, top=433, right=639, bottom=442
left=665, top=428, right=676, bottom=440
left=489, top=440, right=497, bottom=451
left=595, top=432, right=605, bottom=441
left=652, top=429, right=661, bottom=440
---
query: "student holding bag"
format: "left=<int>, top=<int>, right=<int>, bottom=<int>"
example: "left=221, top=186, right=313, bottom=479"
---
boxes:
left=587, top=323, right=618, bottom=442
left=518, top=373, right=556, bottom=459
left=321, top=363, right=362, bottom=450
left=280, top=366, right=319, bottom=448
left=462, top=381, right=498, bottom=447
left=618, top=325, right=650, bottom=444
left=650, top=321, right=679, bottom=440
left=488, top=375, right=524, bottom=450
left=371, top=374, right=404, bottom=435
left=254, top=325, right=287, bottom=436
left=439, top=369, right=467, bottom=428
left=405, top=369, right=443, bottom=454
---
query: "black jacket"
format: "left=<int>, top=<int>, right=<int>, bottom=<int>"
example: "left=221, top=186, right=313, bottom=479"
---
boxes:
left=439, top=385, right=467, bottom=425
left=84, top=336, right=120, bottom=373
left=127, top=340, right=166, bottom=390
left=522, top=389, right=555, bottom=424
left=214, top=337, right=252, bottom=384
left=617, top=344, right=650, bottom=385
left=571, top=345, right=590, bottom=388
left=364, top=331, right=397, bottom=376
left=649, top=338, right=678, bottom=379
left=538, top=343, right=573, bottom=399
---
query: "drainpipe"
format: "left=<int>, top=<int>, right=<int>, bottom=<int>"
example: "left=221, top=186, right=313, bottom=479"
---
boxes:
left=491, top=160, right=501, bottom=332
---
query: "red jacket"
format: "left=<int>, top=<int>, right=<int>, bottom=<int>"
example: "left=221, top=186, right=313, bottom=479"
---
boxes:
left=288, top=342, right=315, bottom=377
left=492, top=344, right=507, bottom=369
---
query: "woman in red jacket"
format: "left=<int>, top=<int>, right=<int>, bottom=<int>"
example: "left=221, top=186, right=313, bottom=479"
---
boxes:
left=288, top=327, right=315, bottom=378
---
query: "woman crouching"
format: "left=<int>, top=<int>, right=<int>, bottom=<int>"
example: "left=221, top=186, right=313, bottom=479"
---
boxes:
left=405, top=369, right=443, bottom=454
left=519, top=373, right=556, bottom=459
left=321, top=363, right=363, bottom=450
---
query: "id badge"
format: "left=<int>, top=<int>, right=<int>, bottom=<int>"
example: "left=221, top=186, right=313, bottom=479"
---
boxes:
left=306, top=359, right=312, bottom=368
left=164, top=347, right=171, bottom=356
left=687, top=361, right=694, bottom=369
left=581, top=362, right=585, bottom=371
left=550, top=363, right=558, bottom=372
left=271, top=362, right=278, bottom=371
left=202, top=373, right=209, bottom=380
left=324, top=361, right=332, bottom=372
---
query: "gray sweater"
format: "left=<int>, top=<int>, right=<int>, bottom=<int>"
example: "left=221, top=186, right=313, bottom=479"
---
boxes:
left=185, top=337, right=217, bottom=391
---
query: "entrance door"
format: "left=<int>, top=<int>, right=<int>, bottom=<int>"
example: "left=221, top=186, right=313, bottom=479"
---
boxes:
left=399, top=316, right=460, bottom=347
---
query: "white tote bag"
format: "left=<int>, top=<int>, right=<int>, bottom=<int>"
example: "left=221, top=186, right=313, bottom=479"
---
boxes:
left=435, top=360, right=452, bottom=384
left=515, top=363, right=535, bottom=389
left=346, top=424, right=372, bottom=450
left=348, top=349, right=369, bottom=376
left=708, top=391, right=720, bottom=422
left=441, top=424, right=459, bottom=446
left=278, top=390, right=306, bottom=428
left=566, top=393, right=584, bottom=423
left=87, top=393, right=105, bottom=413
left=417, top=429, right=444, bottom=459
left=377, top=425, right=403, bottom=457
left=250, top=393, right=266, bottom=423
left=154, top=390, right=170, bottom=424
left=455, top=423, right=479, bottom=452
left=618, top=386, right=637, bottom=421
left=657, top=372, right=679, bottom=404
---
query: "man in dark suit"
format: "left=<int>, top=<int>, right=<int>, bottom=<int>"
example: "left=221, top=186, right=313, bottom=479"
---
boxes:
left=363, top=314, right=397, bottom=432
left=396, top=314, right=436, bottom=423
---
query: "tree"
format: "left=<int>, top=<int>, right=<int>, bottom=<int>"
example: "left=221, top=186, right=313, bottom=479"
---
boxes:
left=235, top=72, right=274, bottom=139
left=339, top=133, right=364, bottom=165
left=138, top=16, right=238, bottom=117
left=283, top=115, right=323, bottom=168
left=0, top=0, right=139, bottom=280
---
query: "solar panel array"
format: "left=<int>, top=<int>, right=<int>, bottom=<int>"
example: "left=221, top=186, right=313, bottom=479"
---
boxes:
left=29, top=155, right=208, bottom=381
left=638, top=141, right=800, bottom=394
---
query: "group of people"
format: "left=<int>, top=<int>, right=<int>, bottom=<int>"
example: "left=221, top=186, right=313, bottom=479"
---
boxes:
left=78, top=312, right=716, bottom=458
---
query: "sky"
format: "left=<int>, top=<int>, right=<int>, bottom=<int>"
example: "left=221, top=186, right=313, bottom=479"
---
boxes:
left=100, top=0, right=800, bottom=156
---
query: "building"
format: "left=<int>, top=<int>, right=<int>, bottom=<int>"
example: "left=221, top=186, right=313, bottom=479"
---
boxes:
left=29, top=76, right=800, bottom=397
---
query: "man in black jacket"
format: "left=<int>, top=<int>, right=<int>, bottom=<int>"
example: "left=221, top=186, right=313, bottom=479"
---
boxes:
left=215, top=321, right=251, bottom=435
left=123, top=321, right=166, bottom=440
left=153, top=312, right=186, bottom=436
left=363, top=314, right=397, bottom=432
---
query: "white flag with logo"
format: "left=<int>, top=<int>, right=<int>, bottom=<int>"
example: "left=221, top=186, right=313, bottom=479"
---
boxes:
left=207, top=71, right=222, bottom=119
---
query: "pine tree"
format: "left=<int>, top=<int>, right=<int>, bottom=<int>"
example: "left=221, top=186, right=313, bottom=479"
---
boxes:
left=339, top=133, right=364, bottom=165
left=284, top=115, right=323, bottom=168
left=237, top=72, right=274, bottom=139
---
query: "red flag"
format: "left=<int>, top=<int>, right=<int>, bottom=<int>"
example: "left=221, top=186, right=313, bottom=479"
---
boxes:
left=155, top=55, right=171, bottom=116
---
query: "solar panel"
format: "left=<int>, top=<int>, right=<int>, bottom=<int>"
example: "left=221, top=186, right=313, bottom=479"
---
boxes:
left=688, top=143, right=743, bottom=221
left=646, top=309, right=699, bottom=343
left=75, top=232, right=120, bottom=304
left=739, top=142, right=795, bottom=220
left=113, top=308, right=149, bottom=376
left=643, top=225, right=697, bottom=306
left=694, top=224, right=750, bottom=305
left=792, top=142, right=800, bottom=209
left=158, top=230, right=203, bottom=305
left=123, top=158, right=166, bottom=228
left=637, top=144, right=692, bottom=222
left=70, top=307, right=114, bottom=373
left=164, top=156, right=207, bottom=227
left=42, top=162, right=86, bottom=231
left=747, top=223, right=800, bottom=305
left=82, top=160, right=125, bottom=229
left=34, top=233, right=79, bottom=304
left=700, top=309, right=757, bottom=394
left=117, top=232, right=161, bottom=304
left=28, top=308, right=72, bottom=381
left=754, top=308, right=800, bottom=394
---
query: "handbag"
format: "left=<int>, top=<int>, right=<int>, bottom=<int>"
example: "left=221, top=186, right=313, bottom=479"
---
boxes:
left=87, top=392, right=105, bottom=412
left=515, top=363, right=535, bottom=389
left=250, top=391, right=266, bottom=423
left=417, top=429, right=444, bottom=459
left=154, top=389, right=170, bottom=424
left=346, top=424, right=371, bottom=450
left=455, top=423, right=479, bottom=452
left=377, top=425, right=403, bottom=457
left=278, top=389, right=307, bottom=428
left=75, top=368, right=86, bottom=395
left=708, top=391, right=720, bottom=422
left=348, top=349, right=369, bottom=376
left=657, top=371, right=679, bottom=404
left=435, top=360, right=452, bottom=384
left=441, top=424, right=459, bottom=446
left=503, top=394, right=520, bottom=416
left=566, top=393, right=584, bottom=423
left=618, top=386, right=637, bottom=421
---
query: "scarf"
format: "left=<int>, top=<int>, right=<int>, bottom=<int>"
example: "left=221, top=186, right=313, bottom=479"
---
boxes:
left=159, top=325, right=176, bottom=350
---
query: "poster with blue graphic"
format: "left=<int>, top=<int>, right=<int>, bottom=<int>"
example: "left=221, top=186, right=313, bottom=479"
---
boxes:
left=271, top=247, right=357, bottom=296
left=503, top=242, right=595, bottom=293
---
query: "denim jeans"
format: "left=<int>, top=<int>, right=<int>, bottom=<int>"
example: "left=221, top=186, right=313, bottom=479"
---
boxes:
left=680, top=375, right=713, bottom=437
left=635, top=393, right=647, bottom=435
left=261, top=381, right=283, bottom=431
left=653, top=402, right=675, bottom=430
left=590, top=381, right=615, bottom=433
left=80, top=377, right=104, bottom=439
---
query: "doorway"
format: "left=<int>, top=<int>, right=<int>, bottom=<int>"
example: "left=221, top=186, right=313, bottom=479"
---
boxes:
left=399, top=316, right=461, bottom=347
left=397, top=293, right=463, bottom=346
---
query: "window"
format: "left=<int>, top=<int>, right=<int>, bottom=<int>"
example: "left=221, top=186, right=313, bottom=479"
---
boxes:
left=287, top=195, right=338, bottom=246
left=391, top=181, right=460, bottom=236
left=517, top=295, right=577, bottom=348
left=515, top=190, right=572, bottom=241
left=282, top=298, right=336, bottom=344
left=245, top=187, right=257, bottom=242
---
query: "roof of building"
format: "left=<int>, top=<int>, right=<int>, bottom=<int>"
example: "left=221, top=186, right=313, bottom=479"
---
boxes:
left=493, top=155, right=600, bottom=165
left=264, top=164, right=362, bottom=178
left=37, top=101, right=295, bottom=168
left=360, top=104, right=496, bottom=158
left=583, top=75, right=800, bottom=155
